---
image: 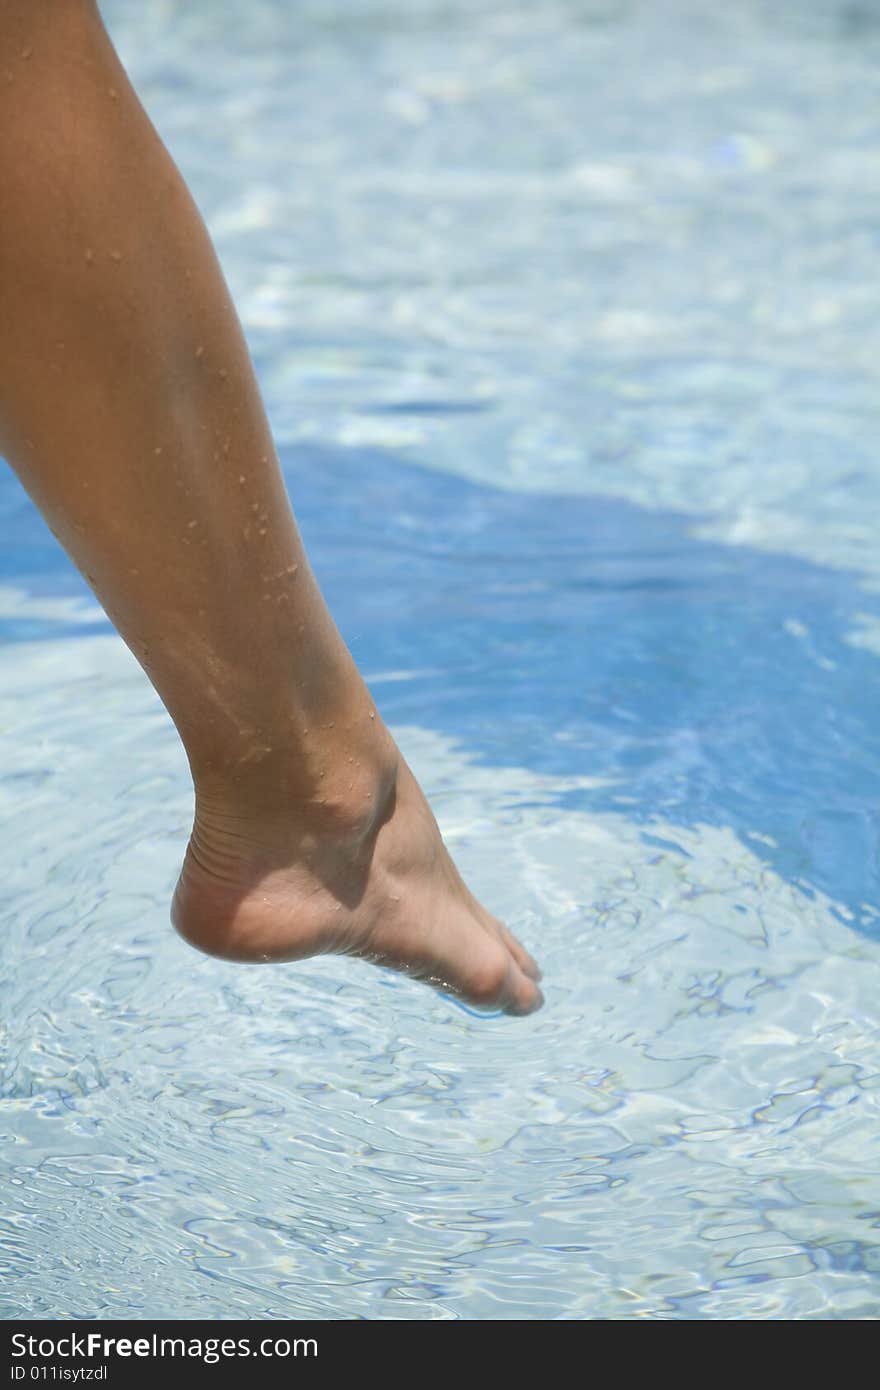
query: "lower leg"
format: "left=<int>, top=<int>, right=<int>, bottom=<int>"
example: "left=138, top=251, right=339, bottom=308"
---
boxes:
left=0, top=1, right=541, bottom=1013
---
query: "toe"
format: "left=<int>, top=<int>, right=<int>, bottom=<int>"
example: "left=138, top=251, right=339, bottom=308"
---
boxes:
left=503, top=963, right=544, bottom=1016
left=465, top=949, right=515, bottom=1009
left=487, top=948, right=544, bottom=1016
left=459, top=940, right=542, bottom=1016
left=499, top=925, right=543, bottom=982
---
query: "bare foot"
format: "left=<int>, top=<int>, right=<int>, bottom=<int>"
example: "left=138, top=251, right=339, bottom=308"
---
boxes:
left=171, top=740, right=544, bottom=1016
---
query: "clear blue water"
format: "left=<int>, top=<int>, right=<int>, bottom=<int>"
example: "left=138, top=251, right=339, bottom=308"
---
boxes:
left=3, top=0, right=880, bottom=1319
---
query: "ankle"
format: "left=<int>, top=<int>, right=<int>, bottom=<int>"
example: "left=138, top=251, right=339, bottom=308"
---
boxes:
left=172, top=735, right=401, bottom=963
left=189, top=719, right=400, bottom=865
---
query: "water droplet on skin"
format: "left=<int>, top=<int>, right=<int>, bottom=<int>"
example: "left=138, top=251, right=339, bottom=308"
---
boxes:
left=238, top=475, right=246, bottom=485
left=369, top=712, right=375, bottom=719
left=154, top=446, right=162, bottom=455
left=258, top=527, right=267, bottom=536
left=187, top=520, right=198, bottom=529
left=218, top=368, right=228, bottom=380
left=250, top=503, right=260, bottom=513
left=195, top=345, right=204, bottom=359
left=276, top=593, right=289, bottom=602
left=262, top=594, right=271, bottom=601
left=286, top=564, right=298, bottom=575
left=20, top=48, right=32, bottom=61
left=110, top=250, right=122, bottom=262
left=84, top=248, right=94, bottom=265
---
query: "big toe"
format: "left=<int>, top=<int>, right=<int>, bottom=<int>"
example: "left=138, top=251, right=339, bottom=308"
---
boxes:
left=503, top=963, right=544, bottom=1016
left=463, top=945, right=544, bottom=1016
left=499, top=924, right=543, bottom=982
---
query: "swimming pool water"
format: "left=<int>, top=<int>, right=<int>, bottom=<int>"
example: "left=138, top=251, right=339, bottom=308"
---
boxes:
left=2, top=0, right=880, bottom=1319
